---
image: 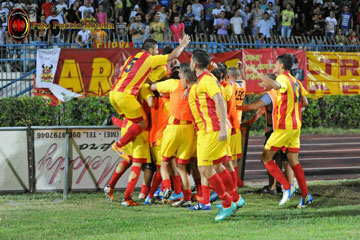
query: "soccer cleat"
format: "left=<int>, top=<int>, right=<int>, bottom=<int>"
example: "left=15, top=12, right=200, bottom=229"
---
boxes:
left=112, top=143, right=130, bottom=161
left=188, top=202, right=211, bottom=210
left=215, top=202, right=237, bottom=222
left=163, top=188, right=172, bottom=200
left=172, top=199, right=192, bottom=207
left=169, top=192, right=184, bottom=201
left=297, top=193, right=314, bottom=209
left=216, top=197, right=245, bottom=210
left=279, top=185, right=297, bottom=206
left=122, top=199, right=139, bottom=207
left=144, top=196, right=153, bottom=205
left=138, top=193, right=146, bottom=200
left=153, top=187, right=161, bottom=198
left=104, top=185, right=114, bottom=201
left=210, top=192, right=219, bottom=203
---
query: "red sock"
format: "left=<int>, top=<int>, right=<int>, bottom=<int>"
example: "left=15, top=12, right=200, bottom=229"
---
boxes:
left=208, top=174, right=232, bottom=208
left=219, top=169, right=240, bottom=203
left=172, top=175, right=182, bottom=194
left=183, top=189, right=192, bottom=201
left=123, top=166, right=141, bottom=200
left=117, top=123, right=143, bottom=147
left=265, top=160, right=290, bottom=190
left=140, top=184, right=149, bottom=195
left=200, top=185, right=211, bottom=205
left=194, top=178, right=202, bottom=197
left=162, top=178, right=172, bottom=190
left=161, top=182, right=165, bottom=192
left=230, top=170, right=237, bottom=188
left=148, top=172, right=162, bottom=198
left=234, top=166, right=244, bottom=188
left=292, top=163, right=309, bottom=197
left=108, top=160, right=131, bottom=188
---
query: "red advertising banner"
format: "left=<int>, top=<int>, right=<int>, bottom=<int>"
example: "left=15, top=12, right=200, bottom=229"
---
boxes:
left=51, top=48, right=306, bottom=97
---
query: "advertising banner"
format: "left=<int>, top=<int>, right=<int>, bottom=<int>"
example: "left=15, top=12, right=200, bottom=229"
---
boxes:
left=307, top=51, right=360, bottom=97
left=34, top=128, right=141, bottom=191
left=0, top=130, right=29, bottom=191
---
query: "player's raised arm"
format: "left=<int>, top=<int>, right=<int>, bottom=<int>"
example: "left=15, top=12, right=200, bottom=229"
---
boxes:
left=247, top=66, right=281, bottom=90
left=167, top=35, right=191, bottom=61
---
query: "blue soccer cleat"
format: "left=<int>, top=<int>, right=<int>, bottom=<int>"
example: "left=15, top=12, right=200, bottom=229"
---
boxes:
left=189, top=202, right=211, bottom=210
left=144, top=196, right=153, bottom=205
left=210, top=192, right=219, bottom=203
left=297, top=193, right=314, bottom=208
left=153, top=187, right=161, bottom=198
left=279, top=184, right=297, bottom=206
left=169, top=191, right=184, bottom=201
left=215, top=202, right=237, bottom=222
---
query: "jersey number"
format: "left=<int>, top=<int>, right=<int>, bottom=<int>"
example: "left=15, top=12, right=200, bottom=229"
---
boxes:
left=235, top=90, right=245, bottom=101
left=124, top=57, right=139, bottom=73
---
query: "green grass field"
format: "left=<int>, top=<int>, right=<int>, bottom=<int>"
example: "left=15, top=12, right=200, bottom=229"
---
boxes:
left=1, top=179, right=360, bottom=240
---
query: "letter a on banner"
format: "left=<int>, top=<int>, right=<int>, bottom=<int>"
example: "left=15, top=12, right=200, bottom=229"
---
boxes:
left=36, top=48, right=61, bottom=88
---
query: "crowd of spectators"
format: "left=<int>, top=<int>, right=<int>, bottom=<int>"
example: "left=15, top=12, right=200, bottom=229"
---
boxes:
left=0, top=0, right=360, bottom=47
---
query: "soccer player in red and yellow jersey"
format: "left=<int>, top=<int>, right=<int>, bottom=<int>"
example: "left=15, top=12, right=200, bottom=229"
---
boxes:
left=150, top=64, right=197, bottom=207
left=109, top=37, right=190, bottom=206
left=247, top=54, right=313, bottom=208
left=227, top=66, right=246, bottom=188
left=189, top=50, right=240, bottom=221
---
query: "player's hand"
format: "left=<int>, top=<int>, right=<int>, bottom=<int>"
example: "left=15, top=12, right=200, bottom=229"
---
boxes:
left=182, top=88, right=190, bottom=99
left=237, top=61, right=242, bottom=68
left=179, top=34, right=191, bottom=47
left=209, top=61, right=218, bottom=71
left=218, top=128, right=228, bottom=141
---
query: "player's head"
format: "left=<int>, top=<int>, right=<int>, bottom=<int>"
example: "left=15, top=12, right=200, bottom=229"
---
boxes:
left=274, top=54, right=293, bottom=74
left=217, top=63, right=227, bottom=82
left=263, top=73, right=277, bottom=90
left=191, top=49, right=210, bottom=71
left=142, top=38, right=159, bottom=55
left=182, top=69, right=197, bottom=88
left=211, top=69, right=222, bottom=83
left=227, top=67, right=239, bottom=81
left=162, top=46, right=173, bottom=54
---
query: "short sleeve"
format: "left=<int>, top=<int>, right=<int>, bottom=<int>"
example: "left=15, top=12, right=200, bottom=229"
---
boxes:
left=140, top=83, right=154, bottom=101
left=276, top=74, right=288, bottom=93
left=260, top=93, right=272, bottom=106
left=223, top=84, right=233, bottom=102
left=156, top=79, right=179, bottom=94
left=150, top=54, right=169, bottom=69
left=298, top=80, right=308, bottom=96
left=202, top=76, right=221, bottom=98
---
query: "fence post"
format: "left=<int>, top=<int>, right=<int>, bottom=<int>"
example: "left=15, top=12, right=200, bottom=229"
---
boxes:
left=27, top=127, right=35, bottom=193
left=63, top=128, right=70, bottom=200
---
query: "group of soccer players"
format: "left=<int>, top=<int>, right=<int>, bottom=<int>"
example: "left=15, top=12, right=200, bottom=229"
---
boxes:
left=104, top=35, right=313, bottom=221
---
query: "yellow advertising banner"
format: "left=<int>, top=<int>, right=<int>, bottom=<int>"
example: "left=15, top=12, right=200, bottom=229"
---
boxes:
left=307, top=51, right=360, bottom=98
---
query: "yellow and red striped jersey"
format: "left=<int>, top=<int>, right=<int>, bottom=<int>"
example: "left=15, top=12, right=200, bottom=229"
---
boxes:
left=194, top=71, right=223, bottom=133
left=111, top=52, right=168, bottom=95
left=275, top=72, right=307, bottom=130
left=156, top=79, right=193, bottom=125
left=188, top=83, right=203, bottom=132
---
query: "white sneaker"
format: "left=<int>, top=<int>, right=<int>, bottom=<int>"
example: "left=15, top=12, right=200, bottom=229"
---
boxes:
left=279, top=185, right=297, bottom=206
left=138, top=193, right=146, bottom=200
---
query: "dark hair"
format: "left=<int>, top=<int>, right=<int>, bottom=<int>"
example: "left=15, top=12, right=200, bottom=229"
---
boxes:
left=211, top=69, right=222, bottom=82
left=192, top=49, right=210, bottom=70
left=142, top=38, right=158, bottom=51
left=180, top=62, right=190, bottom=72
left=217, top=63, right=227, bottom=79
left=170, top=68, right=180, bottom=79
left=266, top=73, right=277, bottom=80
left=277, top=54, right=293, bottom=71
left=183, top=70, right=197, bottom=83
left=162, top=46, right=173, bottom=54
left=135, top=13, right=142, bottom=17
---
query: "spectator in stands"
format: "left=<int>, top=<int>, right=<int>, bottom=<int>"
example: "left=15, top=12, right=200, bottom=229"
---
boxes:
left=56, top=0, right=68, bottom=16
left=35, top=14, right=46, bottom=42
left=230, top=8, right=244, bottom=38
left=114, top=0, right=124, bottom=23
left=339, top=5, right=353, bottom=36
left=192, top=0, right=204, bottom=26
left=159, top=0, right=170, bottom=8
left=64, top=1, right=80, bottom=43
left=308, top=14, right=324, bottom=37
left=240, top=4, right=252, bottom=36
left=280, top=3, right=294, bottom=37
left=78, top=0, right=94, bottom=20
left=96, top=5, right=107, bottom=24
left=168, top=3, right=180, bottom=24
left=28, top=0, right=38, bottom=24
left=335, top=29, right=346, bottom=45
left=170, top=14, right=184, bottom=42
left=129, top=13, right=145, bottom=44
left=325, top=10, right=337, bottom=38
left=212, top=2, right=224, bottom=19
left=214, top=10, right=229, bottom=41
left=101, top=0, right=114, bottom=23
left=116, top=15, right=128, bottom=41
left=1, top=0, right=13, bottom=10
left=205, top=0, right=216, bottom=34
left=260, top=0, right=267, bottom=11
left=143, top=13, right=151, bottom=40
left=76, top=23, right=91, bottom=48
left=0, top=3, right=9, bottom=27
left=46, top=6, right=64, bottom=45
left=150, top=12, right=164, bottom=42
left=251, top=0, right=264, bottom=37
left=356, top=7, right=360, bottom=36
left=14, top=0, right=25, bottom=10
left=257, top=12, right=273, bottom=40
left=348, top=29, right=359, bottom=45
left=195, top=19, right=208, bottom=42
left=293, top=5, right=305, bottom=36
left=92, top=26, right=108, bottom=47
left=183, top=5, right=196, bottom=39
left=42, top=0, right=55, bottom=18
